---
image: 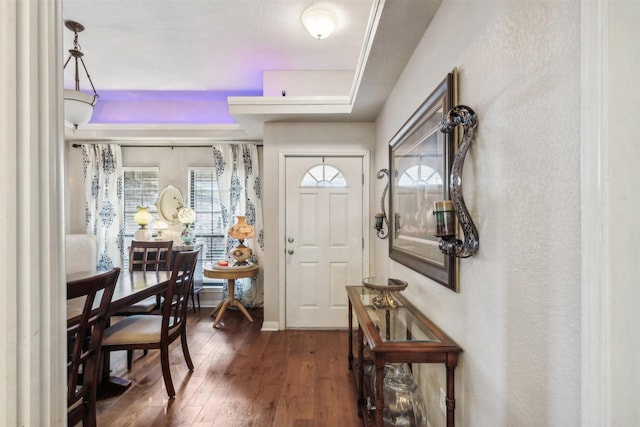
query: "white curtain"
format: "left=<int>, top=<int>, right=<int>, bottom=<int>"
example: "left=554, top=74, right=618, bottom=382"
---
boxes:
left=81, top=144, right=124, bottom=270
left=213, top=144, right=264, bottom=307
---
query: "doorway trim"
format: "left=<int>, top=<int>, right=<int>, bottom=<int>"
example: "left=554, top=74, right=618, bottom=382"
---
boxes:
left=277, top=150, right=370, bottom=329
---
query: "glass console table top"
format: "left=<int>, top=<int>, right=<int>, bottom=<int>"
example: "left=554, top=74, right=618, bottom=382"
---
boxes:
left=354, top=286, right=440, bottom=343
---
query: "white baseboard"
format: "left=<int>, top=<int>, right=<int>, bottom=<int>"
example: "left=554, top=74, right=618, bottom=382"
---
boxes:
left=197, top=287, right=223, bottom=308
left=261, top=321, right=280, bottom=331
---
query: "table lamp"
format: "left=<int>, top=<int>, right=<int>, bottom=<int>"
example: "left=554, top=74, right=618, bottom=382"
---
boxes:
left=133, top=206, right=153, bottom=241
left=178, top=207, right=196, bottom=244
left=228, top=215, right=255, bottom=266
left=153, top=220, right=168, bottom=240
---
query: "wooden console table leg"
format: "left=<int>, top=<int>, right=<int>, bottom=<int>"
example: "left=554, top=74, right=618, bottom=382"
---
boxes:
left=357, top=326, right=364, bottom=417
left=348, top=299, right=353, bottom=370
left=446, top=354, right=458, bottom=427
left=375, top=361, right=385, bottom=426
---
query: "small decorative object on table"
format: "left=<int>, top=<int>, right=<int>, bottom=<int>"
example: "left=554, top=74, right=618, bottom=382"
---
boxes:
left=228, top=215, right=255, bottom=266
left=362, top=276, right=408, bottom=309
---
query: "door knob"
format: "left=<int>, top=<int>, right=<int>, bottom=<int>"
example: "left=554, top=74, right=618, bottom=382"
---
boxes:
left=287, top=249, right=294, bottom=255
left=287, top=237, right=295, bottom=243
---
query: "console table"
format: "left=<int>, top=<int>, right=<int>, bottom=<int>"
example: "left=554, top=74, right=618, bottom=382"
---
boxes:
left=346, top=285, right=462, bottom=427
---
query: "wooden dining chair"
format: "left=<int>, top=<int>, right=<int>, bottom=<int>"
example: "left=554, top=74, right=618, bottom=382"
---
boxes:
left=128, top=240, right=173, bottom=272
left=113, top=240, right=174, bottom=368
left=102, top=249, right=200, bottom=398
left=67, top=268, right=120, bottom=427
left=115, top=240, right=173, bottom=316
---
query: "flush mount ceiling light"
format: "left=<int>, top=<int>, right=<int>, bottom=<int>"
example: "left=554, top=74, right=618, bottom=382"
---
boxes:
left=301, top=5, right=338, bottom=39
left=63, top=20, right=98, bottom=129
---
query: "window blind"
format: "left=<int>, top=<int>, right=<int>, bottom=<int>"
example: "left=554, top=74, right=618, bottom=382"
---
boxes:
left=122, top=167, right=160, bottom=265
left=188, top=167, right=227, bottom=271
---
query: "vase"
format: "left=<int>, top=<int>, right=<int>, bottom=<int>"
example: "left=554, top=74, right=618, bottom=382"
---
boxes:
left=382, top=363, right=428, bottom=427
left=229, top=243, right=252, bottom=266
left=181, top=223, right=195, bottom=244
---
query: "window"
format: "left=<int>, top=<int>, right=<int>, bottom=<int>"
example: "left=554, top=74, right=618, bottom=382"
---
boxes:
left=122, top=168, right=160, bottom=266
left=187, top=167, right=226, bottom=285
left=300, top=163, right=347, bottom=187
left=398, top=164, right=443, bottom=188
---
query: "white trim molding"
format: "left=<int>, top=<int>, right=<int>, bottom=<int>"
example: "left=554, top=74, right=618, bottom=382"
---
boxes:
left=1, top=1, right=67, bottom=425
left=581, top=1, right=608, bottom=425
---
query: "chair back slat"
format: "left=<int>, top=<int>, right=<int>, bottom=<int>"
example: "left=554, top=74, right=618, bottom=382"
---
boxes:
left=162, top=250, right=200, bottom=336
left=67, top=268, right=120, bottom=426
left=129, top=240, right=173, bottom=272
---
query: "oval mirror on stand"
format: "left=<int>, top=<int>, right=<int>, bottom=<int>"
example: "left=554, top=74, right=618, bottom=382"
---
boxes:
left=155, top=185, right=184, bottom=224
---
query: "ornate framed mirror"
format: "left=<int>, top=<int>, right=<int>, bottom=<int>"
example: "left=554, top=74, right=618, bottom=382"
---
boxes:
left=389, top=71, right=458, bottom=291
left=155, top=185, right=184, bottom=224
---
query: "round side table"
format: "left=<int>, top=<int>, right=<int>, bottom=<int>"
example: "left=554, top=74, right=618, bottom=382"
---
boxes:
left=204, top=263, right=259, bottom=328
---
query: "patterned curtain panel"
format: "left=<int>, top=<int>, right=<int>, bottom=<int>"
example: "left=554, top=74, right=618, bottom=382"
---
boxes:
left=81, top=144, right=124, bottom=270
left=212, top=144, right=264, bottom=307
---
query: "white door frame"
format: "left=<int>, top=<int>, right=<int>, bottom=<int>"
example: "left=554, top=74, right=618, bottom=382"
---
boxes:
left=278, top=150, right=370, bottom=329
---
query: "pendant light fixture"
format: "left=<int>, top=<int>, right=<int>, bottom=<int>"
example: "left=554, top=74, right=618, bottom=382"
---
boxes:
left=63, top=20, right=99, bottom=129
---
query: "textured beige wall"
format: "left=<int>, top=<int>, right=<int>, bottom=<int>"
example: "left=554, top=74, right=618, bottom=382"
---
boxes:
left=375, top=1, right=581, bottom=426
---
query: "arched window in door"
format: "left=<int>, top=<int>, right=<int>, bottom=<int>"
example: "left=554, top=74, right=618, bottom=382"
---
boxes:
left=398, top=164, right=442, bottom=188
left=300, top=163, right=347, bottom=187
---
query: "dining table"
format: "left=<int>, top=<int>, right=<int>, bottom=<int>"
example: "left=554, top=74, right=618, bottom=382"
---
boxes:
left=67, top=269, right=173, bottom=392
left=67, top=269, right=172, bottom=318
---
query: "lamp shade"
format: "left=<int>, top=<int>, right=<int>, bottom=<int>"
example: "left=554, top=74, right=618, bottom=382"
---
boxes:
left=133, top=206, right=153, bottom=226
left=64, top=89, right=97, bottom=128
left=177, top=207, right=197, bottom=224
left=152, top=220, right=168, bottom=231
left=228, top=215, right=255, bottom=240
left=301, top=5, right=338, bottom=39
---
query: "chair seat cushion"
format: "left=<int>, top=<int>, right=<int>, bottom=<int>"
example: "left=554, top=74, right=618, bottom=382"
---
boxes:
left=103, top=315, right=178, bottom=346
left=113, top=296, right=161, bottom=314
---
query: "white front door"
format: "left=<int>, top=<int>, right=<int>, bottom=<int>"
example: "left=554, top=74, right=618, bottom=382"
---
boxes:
left=285, top=156, right=364, bottom=328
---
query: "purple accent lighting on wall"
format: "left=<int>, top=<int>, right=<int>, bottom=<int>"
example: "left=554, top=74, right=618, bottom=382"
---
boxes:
left=90, top=90, right=262, bottom=124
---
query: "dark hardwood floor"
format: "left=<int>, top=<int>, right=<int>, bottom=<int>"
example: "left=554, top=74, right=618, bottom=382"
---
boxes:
left=96, top=307, right=362, bottom=426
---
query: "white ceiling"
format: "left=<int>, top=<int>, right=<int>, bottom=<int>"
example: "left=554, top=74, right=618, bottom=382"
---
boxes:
left=62, top=0, right=441, bottom=141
